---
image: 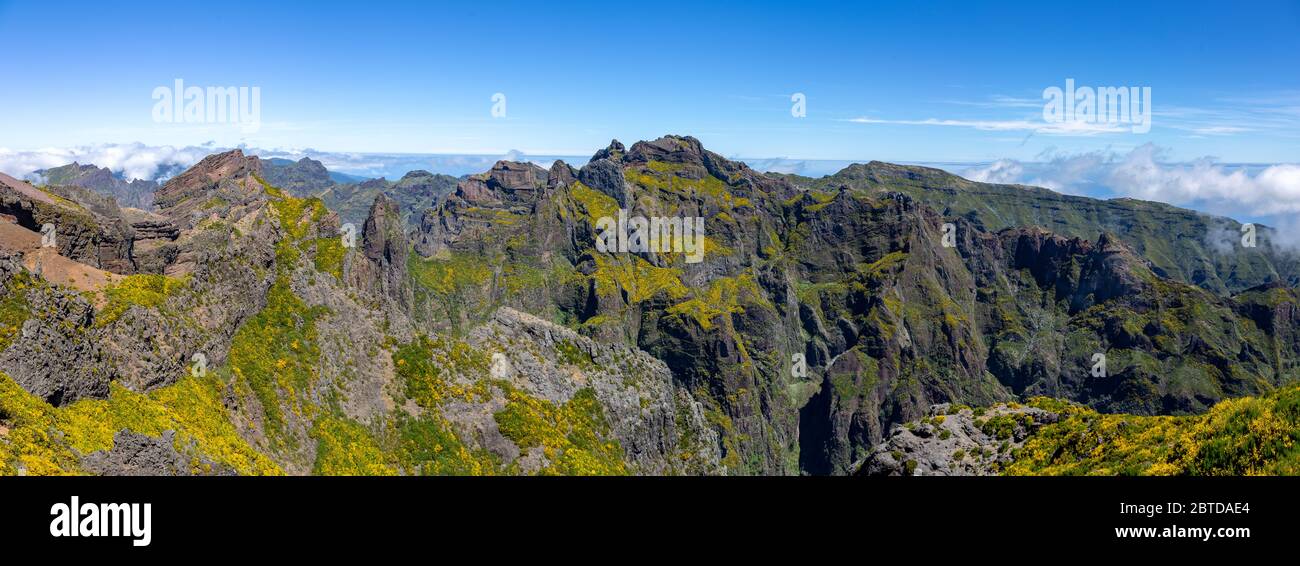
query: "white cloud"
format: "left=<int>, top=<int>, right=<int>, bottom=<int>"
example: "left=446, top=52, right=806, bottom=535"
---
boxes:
left=1107, top=145, right=1300, bottom=214
left=963, top=159, right=1023, bottom=184
left=0, top=142, right=213, bottom=182
left=959, top=143, right=1300, bottom=219
left=1202, top=221, right=1239, bottom=255
left=0, top=142, right=593, bottom=184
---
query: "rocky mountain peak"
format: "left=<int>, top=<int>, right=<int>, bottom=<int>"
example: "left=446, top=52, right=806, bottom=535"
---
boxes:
left=351, top=192, right=411, bottom=309
left=577, top=157, right=628, bottom=207
left=1094, top=231, right=1126, bottom=253
left=487, top=160, right=548, bottom=193
left=626, top=135, right=707, bottom=165
left=997, top=226, right=1150, bottom=313
left=362, top=193, right=405, bottom=263
left=149, top=149, right=269, bottom=236
left=169, top=149, right=259, bottom=186
left=286, top=157, right=329, bottom=181
left=591, top=139, right=626, bottom=162
left=359, top=177, right=389, bottom=189
left=825, top=161, right=968, bottom=191
left=547, top=160, right=577, bottom=189
left=400, top=170, right=434, bottom=181
left=260, top=156, right=334, bottom=197
left=5, top=134, right=1299, bottom=478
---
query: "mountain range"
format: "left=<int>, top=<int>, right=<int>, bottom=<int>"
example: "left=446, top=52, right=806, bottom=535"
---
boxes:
left=1, top=135, right=1297, bottom=476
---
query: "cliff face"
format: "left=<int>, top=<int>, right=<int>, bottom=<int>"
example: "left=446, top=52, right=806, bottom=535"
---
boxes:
left=0, top=172, right=136, bottom=274
left=1, top=135, right=1298, bottom=476
left=796, top=161, right=1298, bottom=295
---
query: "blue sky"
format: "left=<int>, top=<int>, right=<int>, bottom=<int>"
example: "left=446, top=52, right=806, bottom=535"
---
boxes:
left=1, top=0, right=1297, bottom=162
left=1, top=0, right=1299, bottom=230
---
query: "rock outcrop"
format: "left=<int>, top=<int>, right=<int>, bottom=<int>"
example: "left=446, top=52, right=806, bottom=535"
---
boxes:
left=455, top=308, right=722, bottom=475
left=0, top=250, right=108, bottom=405
left=348, top=193, right=412, bottom=309
left=0, top=172, right=136, bottom=274
left=414, top=160, right=550, bottom=257
left=854, top=403, right=1060, bottom=476
left=82, top=430, right=234, bottom=476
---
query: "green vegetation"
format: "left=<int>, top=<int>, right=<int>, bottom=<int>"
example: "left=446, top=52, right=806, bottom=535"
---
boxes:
left=829, top=350, right=880, bottom=401
left=229, top=182, right=332, bottom=441
left=0, top=272, right=34, bottom=351
left=627, top=161, right=752, bottom=209
left=493, top=386, right=626, bottom=475
left=311, top=237, right=346, bottom=280
left=802, top=162, right=1288, bottom=295
left=310, top=415, right=397, bottom=476
left=408, top=251, right=492, bottom=297
left=97, top=274, right=188, bottom=327
left=666, top=272, right=763, bottom=331
left=394, top=335, right=490, bottom=409
left=0, top=371, right=280, bottom=476
left=11, top=137, right=1299, bottom=479
left=392, top=413, right=496, bottom=476
left=1007, top=387, right=1300, bottom=475
left=388, top=336, right=497, bottom=475
left=227, top=278, right=329, bottom=437
left=260, top=175, right=329, bottom=241
left=591, top=254, right=688, bottom=306
left=568, top=180, right=619, bottom=223
left=979, top=411, right=1035, bottom=441
left=556, top=340, right=596, bottom=369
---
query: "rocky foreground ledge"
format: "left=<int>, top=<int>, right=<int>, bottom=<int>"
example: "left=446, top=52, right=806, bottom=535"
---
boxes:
left=855, top=402, right=1062, bottom=476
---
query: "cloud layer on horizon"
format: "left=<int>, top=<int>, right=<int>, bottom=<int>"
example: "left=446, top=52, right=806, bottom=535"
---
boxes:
left=0, top=143, right=582, bottom=184
left=3, top=142, right=1297, bottom=239
left=962, top=144, right=1300, bottom=220
left=0, top=142, right=218, bottom=183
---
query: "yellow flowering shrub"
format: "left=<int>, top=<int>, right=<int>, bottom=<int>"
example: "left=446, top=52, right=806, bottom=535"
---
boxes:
left=1007, top=386, right=1300, bottom=475
left=96, top=273, right=188, bottom=327
left=493, top=386, right=626, bottom=476
left=310, top=415, right=397, bottom=476
left=0, top=371, right=280, bottom=476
